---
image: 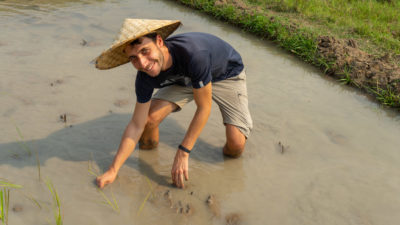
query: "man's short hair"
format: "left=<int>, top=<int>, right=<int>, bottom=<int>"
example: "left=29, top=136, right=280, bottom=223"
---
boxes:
left=130, top=32, right=159, bottom=46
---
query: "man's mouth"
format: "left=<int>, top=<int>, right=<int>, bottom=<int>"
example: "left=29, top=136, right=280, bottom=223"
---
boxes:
left=145, top=62, right=154, bottom=72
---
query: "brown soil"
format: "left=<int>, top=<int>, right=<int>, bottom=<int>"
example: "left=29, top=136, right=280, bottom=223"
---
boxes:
left=209, top=0, right=400, bottom=106
left=317, top=36, right=400, bottom=94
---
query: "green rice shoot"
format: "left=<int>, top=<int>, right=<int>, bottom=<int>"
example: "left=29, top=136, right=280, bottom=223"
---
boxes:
left=97, top=188, right=120, bottom=213
left=20, top=192, right=42, bottom=210
left=12, top=122, right=32, bottom=156
left=0, top=188, right=10, bottom=225
left=36, top=151, right=41, bottom=181
left=0, top=179, right=22, bottom=189
left=137, top=177, right=155, bottom=217
left=88, top=153, right=100, bottom=177
left=45, top=179, right=62, bottom=225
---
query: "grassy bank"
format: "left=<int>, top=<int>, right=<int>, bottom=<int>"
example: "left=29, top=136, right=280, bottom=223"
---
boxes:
left=173, top=0, right=400, bottom=108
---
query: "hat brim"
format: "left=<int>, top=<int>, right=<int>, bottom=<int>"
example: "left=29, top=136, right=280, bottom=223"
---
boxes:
left=94, top=20, right=181, bottom=70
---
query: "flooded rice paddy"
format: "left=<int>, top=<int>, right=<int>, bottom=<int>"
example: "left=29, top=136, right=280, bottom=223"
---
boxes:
left=1, top=0, right=400, bottom=224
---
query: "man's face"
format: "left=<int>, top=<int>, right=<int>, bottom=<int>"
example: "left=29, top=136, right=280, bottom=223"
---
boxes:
left=124, top=36, right=165, bottom=77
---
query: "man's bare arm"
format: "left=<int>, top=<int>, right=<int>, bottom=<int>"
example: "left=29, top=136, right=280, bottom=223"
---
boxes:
left=96, top=101, right=151, bottom=188
left=182, top=82, right=212, bottom=149
left=171, top=82, right=212, bottom=188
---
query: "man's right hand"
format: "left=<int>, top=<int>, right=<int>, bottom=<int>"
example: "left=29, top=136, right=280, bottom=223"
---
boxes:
left=96, top=168, right=117, bottom=188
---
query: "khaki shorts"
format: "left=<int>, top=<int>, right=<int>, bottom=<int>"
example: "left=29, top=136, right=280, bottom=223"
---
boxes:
left=152, top=70, right=253, bottom=138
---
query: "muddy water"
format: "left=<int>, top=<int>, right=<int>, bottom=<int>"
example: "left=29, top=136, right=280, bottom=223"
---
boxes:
left=1, top=0, right=400, bottom=224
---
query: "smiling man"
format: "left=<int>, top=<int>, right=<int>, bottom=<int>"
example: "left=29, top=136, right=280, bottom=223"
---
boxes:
left=94, top=19, right=252, bottom=188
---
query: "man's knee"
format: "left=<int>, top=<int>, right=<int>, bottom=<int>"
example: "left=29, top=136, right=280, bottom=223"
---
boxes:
left=146, top=111, right=162, bottom=128
left=145, top=99, right=177, bottom=128
left=224, top=124, right=246, bottom=157
left=223, top=141, right=245, bottom=158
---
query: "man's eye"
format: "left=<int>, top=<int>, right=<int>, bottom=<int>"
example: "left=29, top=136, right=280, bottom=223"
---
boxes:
left=142, top=49, right=149, bottom=54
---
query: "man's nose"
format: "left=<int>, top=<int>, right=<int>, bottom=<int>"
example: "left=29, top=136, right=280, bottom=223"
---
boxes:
left=138, top=56, right=148, bottom=69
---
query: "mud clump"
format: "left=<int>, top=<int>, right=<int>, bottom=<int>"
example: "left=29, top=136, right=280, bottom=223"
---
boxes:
left=50, top=79, right=64, bottom=86
left=317, top=36, right=400, bottom=100
left=226, top=213, right=241, bottom=225
left=114, top=99, right=130, bottom=107
left=164, top=189, right=172, bottom=207
left=12, top=204, right=23, bottom=212
left=206, top=194, right=221, bottom=218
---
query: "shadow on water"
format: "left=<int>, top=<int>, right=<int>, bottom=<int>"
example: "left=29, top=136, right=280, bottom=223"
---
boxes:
left=0, top=113, right=227, bottom=186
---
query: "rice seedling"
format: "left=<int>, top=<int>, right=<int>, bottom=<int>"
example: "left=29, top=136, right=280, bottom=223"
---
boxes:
left=36, top=151, right=41, bottom=181
left=97, top=188, right=119, bottom=213
left=45, top=179, right=62, bottom=225
left=0, top=188, right=10, bottom=225
left=88, top=153, right=100, bottom=177
left=20, top=192, right=42, bottom=210
left=0, top=179, right=22, bottom=189
left=12, top=122, right=32, bottom=156
left=136, top=177, right=155, bottom=217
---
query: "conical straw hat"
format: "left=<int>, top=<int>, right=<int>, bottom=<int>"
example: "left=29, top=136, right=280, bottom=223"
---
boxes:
left=94, top=19, right=181, bottom=70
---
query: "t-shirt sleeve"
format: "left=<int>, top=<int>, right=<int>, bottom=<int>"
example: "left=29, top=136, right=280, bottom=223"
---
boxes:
left=189, top=50, right=212, bottom=89
left=135, top=72, right=154, bottom=103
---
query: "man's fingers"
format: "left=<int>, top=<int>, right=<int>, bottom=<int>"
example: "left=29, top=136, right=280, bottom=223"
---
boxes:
left=172, top=171, right=186, bottom=188
left=184, top=170, right=189, bottom=181
left=96, top=177, right=102, bottom=188
left=180, top=173, right=184, bottom=188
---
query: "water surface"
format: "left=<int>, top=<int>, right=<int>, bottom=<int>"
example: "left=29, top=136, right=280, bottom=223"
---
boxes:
left=1, top=0, right=400, bottom=224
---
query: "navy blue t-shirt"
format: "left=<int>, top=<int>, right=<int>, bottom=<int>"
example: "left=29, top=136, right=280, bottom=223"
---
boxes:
left=135, top=32, right=244, bottom=103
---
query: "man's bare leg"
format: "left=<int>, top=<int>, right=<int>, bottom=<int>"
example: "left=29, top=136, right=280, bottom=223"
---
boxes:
left=223, top=124, right=246, bottom=158
left=139, top=99, right=178, bottom=149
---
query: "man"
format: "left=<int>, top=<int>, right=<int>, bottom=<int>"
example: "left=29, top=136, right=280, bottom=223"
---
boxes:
left=94, top=19, right=252, bottom=189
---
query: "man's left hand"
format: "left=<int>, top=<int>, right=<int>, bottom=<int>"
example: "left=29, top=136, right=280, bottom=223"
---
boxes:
left=171, top=149, right=189, bottom=188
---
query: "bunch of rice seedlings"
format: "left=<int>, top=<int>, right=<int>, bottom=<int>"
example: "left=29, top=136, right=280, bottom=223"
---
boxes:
left=136, top=177, right=155, bottom=217
left=87, top=153, right=100, bottom=177
left=97, top=188, right=119, bottom=214
left=0, top=179, right=23, bottom=224
left=45, top=179, right=62, bottom=225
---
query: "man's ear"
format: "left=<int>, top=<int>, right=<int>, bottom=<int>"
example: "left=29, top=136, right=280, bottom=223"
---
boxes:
left=156, top=34, right=164, bottom=47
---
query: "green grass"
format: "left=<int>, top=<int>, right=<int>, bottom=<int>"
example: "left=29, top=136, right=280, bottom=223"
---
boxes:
left=175, top=0, right=400, bottom=108
left=367, top=85, right=400, bottom=107
left=246, top=0, right=400, bottom=55
left=338, top=64, right=359, bottom=87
